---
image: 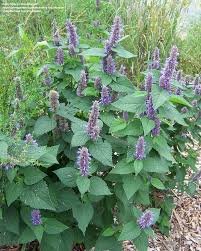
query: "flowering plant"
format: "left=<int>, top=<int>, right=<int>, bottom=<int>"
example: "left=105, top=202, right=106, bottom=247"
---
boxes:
left=0, top=16, right=200, bottom=251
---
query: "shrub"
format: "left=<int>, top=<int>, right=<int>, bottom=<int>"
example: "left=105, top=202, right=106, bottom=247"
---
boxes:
left=0, top=16, right=200, bottom=251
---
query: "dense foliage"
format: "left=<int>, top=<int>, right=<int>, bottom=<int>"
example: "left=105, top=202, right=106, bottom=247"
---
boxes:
left=0, top=15, right=200, bottom=251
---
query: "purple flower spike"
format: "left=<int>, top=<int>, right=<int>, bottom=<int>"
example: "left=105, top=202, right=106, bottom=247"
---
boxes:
left=192, top=100, right=198, bottom=107
left=43, top=65, right=49, bottom=75
left=66, top=20, right=79, bottom=48
left=122, top=111, right=129, bottom=121
left=145, top=73, right=153, bottom=93
left=195, top=85, right=201, bottom=95
left=77, top=147, right=91, bottom=176
left=25, top=134, right=38, bottom=146
left=151, top=117, right=161, bottom=137
left=104, top=16, right=123, bottom=54
left=43, top=65, right=52, bottom=86
left=104, top=55, right=116, bottom=75
left=53, top=30, right=60, bottom=46
left=159, top=45, right=179, bottom=91
left=146, top=95, right=155, bottom=119
left=193, top=75, right=200, bottom=89
left=135, top=136, right=145, bottom=160
left=86, top=101, right=100, bottom=140
left=68, top=44, right=76, bottom=56
left=137, top=210, right=154, bottom=229
left=31, top=210, right=42, bottom=226
left=119, top=64, right=126, bottom=75
left=94, top=77, right=102, bottom=90
left=152, top=47, right=160, bottom=69
left=96, top=0, right=100, bottom=11
left=2, top=163, right=14, bottom=171
left=175, top=88, right=182, bottom=95
left=181, top=107, right=188, bottom=113
left=49, top=90, right=60, bottom=112
left=56, top=47, right=64, bottom=65
left=76, top=70, right=88, bottom=96
left=101, top=86, right=112, bottom=105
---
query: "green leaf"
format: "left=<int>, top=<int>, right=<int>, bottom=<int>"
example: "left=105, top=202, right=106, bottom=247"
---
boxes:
left=76, top=176, right=90, bottom=194
left=95, top=236, right=122, bottom=251
left=152, top=85, right=169, bottom=109
left=110, top=160, right=135, bottom=174
left=133, top=232, right=148, bottom=251
left=44, top=218, right=68, bottom=234
left=151, top=178, right=165, bottom=190
left=153, top=136, right=175, bottom=162
left=114, top=120, right=143, bottom=137
left=149, top=208, right=161, bottom=224
left=110, top=76, right=134, bottom=93
left=141, top=117, right=155, bottom=136
left=89, top=176, right=112, bottom=196
left=21, top=167, right=47, bottom=185
left=83, top=87, right=98, bottom=97
left=72, top=202, right=94, bottom=234
left=65, top=66, right=83, bottom=82
left=6, top=168, right=18, bottom=182
left=112, top=46, right=136, bottom=58
left=81, top=48, right=106, bottom=57
left=54, top=166, right=77, bottom=187
left=0, top=141, right=8, bottom=160
left=110, top=118, right=127, bottom=133
left=134, top=160, right=143, bottom=175
left=20, top=181, right=55, bottom=210
left=89, top=140, right=113, bottom=166
left=39, top=145, right=59, bottom=165
left=34, top=116, right=57, bottom=136
left=6, top=181, right=23, bottom=206
left=118, top=221, right=141, bottom=241
left=71, top=121, right=89, bottom=147
left=143, top=157, right=170, bottom=173
left=123, top=175, right=142, bottom=199
left=169, top=95, right=192, bottom=107
left=0, top=208, right=2, bottom=219
left=102, top=227, right=115, bottom=237
left=112, top=92, right=146, bottom=113
left=33, top=224, right=44, bottom=243
left=18, top=227, right=36, bottom=244
left=4, top=207, right=20, bottom=235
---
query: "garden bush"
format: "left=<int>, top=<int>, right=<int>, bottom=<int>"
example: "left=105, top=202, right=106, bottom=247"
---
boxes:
left=0, top=16, right=200, bottom=251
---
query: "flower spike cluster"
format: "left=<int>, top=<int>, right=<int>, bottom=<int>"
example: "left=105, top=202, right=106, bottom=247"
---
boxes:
left=77, top=147, right=91, bottom=176
left=103, top=54, right=116, bottom=75
left=86, top=100, right=101, bottom=140
left=100, top=86, right=112, bottom=105
left=146, top=95, right=155, bottom=119
left=145, top=72, right=153, bottom=93
left=159, top=45, right=179, bottom=92
left=31, top=210, right=42, bottom=226
left=151, top=117, right=161, bottom=137
left=76, top=70, right=88, bottom=96
left=66, top=20, right=79, bottom=54
left=49, top=90, right=60, bottom=112
left=56, top=47, right=64, bottom=65
left=137, top=210, right=154, bottom=229
left=135, top=136, right=145, bottom=160
left=43, top=65, right=52, bottom=86
left=152, top=47, right=160, bottom=69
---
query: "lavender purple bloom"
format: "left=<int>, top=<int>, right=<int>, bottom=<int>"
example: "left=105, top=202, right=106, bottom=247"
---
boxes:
left=104, top=16, right=123, bottom=54
left=58, top=116, right=69, bottom=132
left=175, top=88, right=182, bottom=95
left=56, top=47, right=64, bottom=65
left=2, top=163, right=14, bottom=171
left=181, top=107, right=188, bottom=113
left=159, top=46, right=179, bottom=91
left=31, top=210, right=42, bottom=226
left=86, top=101, right=100, bottom=140
left=145, top=73, right=153, bottom=93
left=43, top=65, right=52, bottom=86
left=192, top=100, right=198, bottom=107
left=66, top=20, right=79, bottom=48
left=152, top=47, right=160, bottom=69
left=122, top=111, right=129, bottom=121
left=103, top=55, right=116, bottom=75
left=101, top=86, right=112, bottom=105
left=49, top=90, right=60, bottom=112
left=137, top=210, right=154, bottom=229
left=24, top=134, right=38, bottom=146
left=76, top=70, right=88, bottom=96
left=52, top=20, right=60, bottom=46
left=135, top=136, right=145, bottom=160
left=151, top=117, right=161, bottom=137
left=119, top=64, right=126, bottom=75
left=176, top=70, right=182, bottom=82
left=193, top=75, right=200, bottom=89
left=94, top=77, right=102, bottom=90
left=77, top=147, right=91, bottom=176
left=195, top=85, right=201, bottom=95
left=68, top=44, right=76, bottom=56
left=146, top=95, right=155, bottom=119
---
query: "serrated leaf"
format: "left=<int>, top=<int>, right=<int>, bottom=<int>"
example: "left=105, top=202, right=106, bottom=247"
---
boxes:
left=151, top=178, right=165, bottom=190
left=89, top=140, right=113, bottom=166
left=134, top=160, right=143, bottom=176
left=0, top=141, right=8, bottom=160
left=123, top=175, right=142, bottom=199
left=20, top=181, right=55, bottom=210
left=71, top=130, right=89, bottom=147
left=110, top=118, right=127, bottom=133
left=81, top=48, right=106, bottom=57
left=4, top=207, right=20, bottom=235
left=95, top=236, right=122, bottom=251
left=112, top=46, right=136, bottom=58
left=33, top=224, right=44, bottom=243
left=21, top=167, right=47, bottom=185
left=153, top=136, right=175, bottom=162
left=110, top=76, right=134, bottom=93
left=6, top=182, right=23, bottom=206
left=54, top=167, right=77, bottom=187
left=39, top=145, right=59, bottom=165
left=44, top=218, right=68, bottom=234
left=112, top=92, right=146, bottom=113
left=141, top=117, right=155, bottom=136
left=102, top=227, right=115, bottom=237
left=110, top=160, right=135, bottom=174
left=143, top=157, right=169, bottom=173
left=133, top=232, right=148, bottom=251
left=169, top=95, right=192, bottom=107
left=76, top=176, right=90, bottom=194
left=89, top=176, right=112, bottom=195
left=34, top=116, right=57, bottom=136
left=72, top=202, right=94, bottom=234
left=152, top=85, right=169, bottom=109
left=18, top=227, right=36, bottom=244
left=118, top=221, right=141, bottom=241
left=6, top=168, right=18, bottom=183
